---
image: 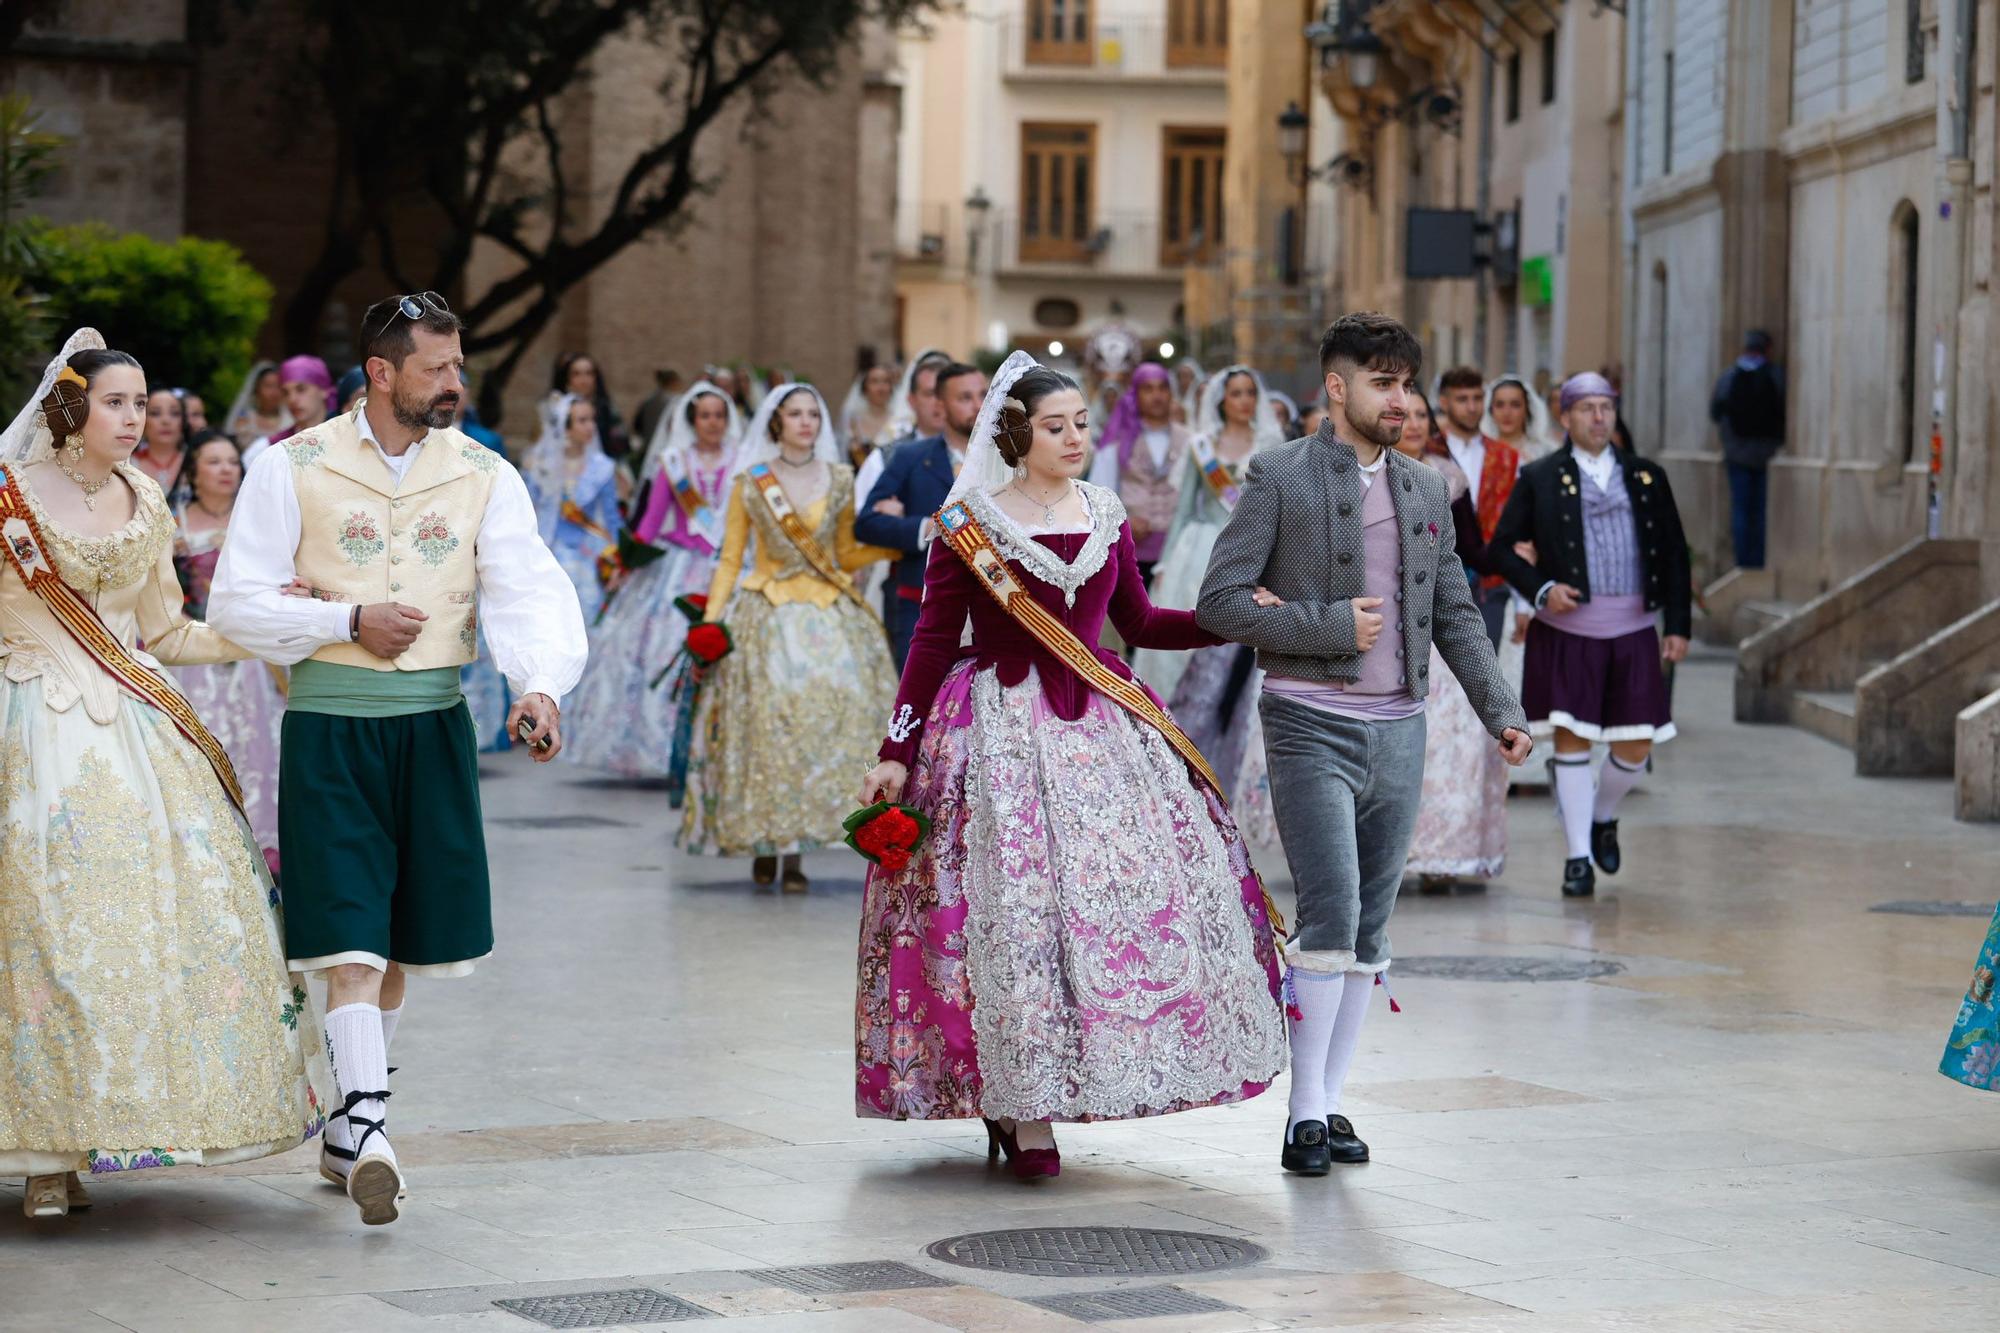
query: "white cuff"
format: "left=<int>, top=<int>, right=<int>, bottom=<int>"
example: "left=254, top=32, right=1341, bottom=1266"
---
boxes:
left=521, top=679, right=564, bottom=708
left=1533, top=580, right=1556, bottom=610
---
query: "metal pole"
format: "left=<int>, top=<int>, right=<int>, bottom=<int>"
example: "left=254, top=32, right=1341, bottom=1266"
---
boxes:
left=1932, top=0, right=1974, bottom=537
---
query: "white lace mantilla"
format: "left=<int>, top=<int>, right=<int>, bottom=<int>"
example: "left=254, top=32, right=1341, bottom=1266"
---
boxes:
left=962, top=481, right=1125, bottom=608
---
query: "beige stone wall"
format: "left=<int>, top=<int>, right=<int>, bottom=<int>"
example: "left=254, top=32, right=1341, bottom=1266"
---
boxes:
left=469, top=27, right=885, bottom=441
left=3, top=2, right=192, bottom=240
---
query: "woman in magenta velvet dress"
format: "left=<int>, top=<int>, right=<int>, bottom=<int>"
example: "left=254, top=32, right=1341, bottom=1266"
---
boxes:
left=854, top=354, right=1285, bottom=1178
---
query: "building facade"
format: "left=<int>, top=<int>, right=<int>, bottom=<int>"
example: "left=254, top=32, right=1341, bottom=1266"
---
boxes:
left=3, top=3, right=899, bottom=438
left=1300, top=2, right=1627, bottom=404
left=894, top=1, right=1232, bottom=373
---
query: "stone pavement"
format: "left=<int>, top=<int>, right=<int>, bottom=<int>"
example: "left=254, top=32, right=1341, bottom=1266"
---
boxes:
left=5, top=653, right=1999, bottom=1331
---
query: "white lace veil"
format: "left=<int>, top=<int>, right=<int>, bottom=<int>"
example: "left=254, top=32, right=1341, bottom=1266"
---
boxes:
left=224, top=360, right=290, bottom=442
left=1, top=327, right=106, bottom=465
left=888, top=346, right=947, bottom=438
left=637, top=380, right=741, bottom=484
left=525, top=391, right=610, bottom=543
left=944, top=348, right=1041, bottom=507
left=1195, top=364, right=1286, bottom=452
left=733, top=382, right=840, bottom=484
left=1482, top=372, right=1557, bottom=460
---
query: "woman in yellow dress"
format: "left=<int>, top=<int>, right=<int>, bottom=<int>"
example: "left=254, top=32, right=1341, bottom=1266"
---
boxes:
left=678, top=382, right=898, bottom=892
left=0, top=330, right=327, bottom=1219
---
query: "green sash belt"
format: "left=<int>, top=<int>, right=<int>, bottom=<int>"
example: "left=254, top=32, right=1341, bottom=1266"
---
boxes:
left=287, top=660, right=464, bottom=718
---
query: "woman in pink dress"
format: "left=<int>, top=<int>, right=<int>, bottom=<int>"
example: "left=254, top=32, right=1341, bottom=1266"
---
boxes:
left=564, top=381, right=741, bottom=791
left=855, top=353, right=1285, bottom=1180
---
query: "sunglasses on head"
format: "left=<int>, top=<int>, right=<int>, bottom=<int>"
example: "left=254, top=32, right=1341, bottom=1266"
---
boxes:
left=369, top=291, right=451, bottom=340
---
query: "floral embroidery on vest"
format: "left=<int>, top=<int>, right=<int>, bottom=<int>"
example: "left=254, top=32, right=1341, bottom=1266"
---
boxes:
left=285, top=434, right=326, bottom=468
left=460, top=441, right=498, bottom=473
left=337, top=511, right=385, bottom=565
left=412, top=512, right=460, bottom=567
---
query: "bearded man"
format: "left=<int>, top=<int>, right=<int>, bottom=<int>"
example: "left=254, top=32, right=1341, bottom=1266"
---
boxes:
left=1196, top=312, right=1530, bottom=1178
left=209, top=293, right=587, bottom=1225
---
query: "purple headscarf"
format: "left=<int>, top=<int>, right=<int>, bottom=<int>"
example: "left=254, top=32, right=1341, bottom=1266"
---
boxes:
left=1558, top=371, right=1618, bottom=414
left=1099, top=362, right=1172, bottom=467
left=280, top=354, right=338, bottom=416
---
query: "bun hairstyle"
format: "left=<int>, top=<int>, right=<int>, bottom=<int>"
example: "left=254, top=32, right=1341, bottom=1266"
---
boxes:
left=993, top=366, right=1080, bottom=467
left=41, top=348, right=142, bottom=440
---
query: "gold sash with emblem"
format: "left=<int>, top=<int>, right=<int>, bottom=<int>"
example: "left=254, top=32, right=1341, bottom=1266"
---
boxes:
left=0, top=463, right=247, bottom=815
left=745, top=463, right=876, bottom=617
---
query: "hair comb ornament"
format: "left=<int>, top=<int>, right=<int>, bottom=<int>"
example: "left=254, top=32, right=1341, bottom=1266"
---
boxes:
left=54, top=367, right=87, bottom=391
left=1005, top=397, right=1025, bottom=414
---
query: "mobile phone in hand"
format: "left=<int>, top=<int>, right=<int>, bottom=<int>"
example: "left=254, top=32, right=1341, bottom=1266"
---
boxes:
left=518, top=716, right=553, bottom=754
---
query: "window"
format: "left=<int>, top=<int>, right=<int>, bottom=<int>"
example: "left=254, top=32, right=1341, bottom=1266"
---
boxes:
left=1541, top=29, right=1558, bottom=104
left=1892, top=201, right=1922, bottom=462
left=1167, top=0, right=1228, bottom=69
left=1026, top=0, right=1092, bottom=66
left=1907, top=0, right=1928, bottom=83
left=1020, top=122, right=1096, bottom=262
left=1161, top=126, right=1225, bottom=264
left=1505, top=50, right=1522, bottom=123
left=1662, top=49, right=1676, bottom=174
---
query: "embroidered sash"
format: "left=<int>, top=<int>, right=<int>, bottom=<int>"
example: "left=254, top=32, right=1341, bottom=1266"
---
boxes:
left=663, top=452, right=725, bottom=549
left=746, top=463, right=875, bottom=616
left=0, top=464, right=246, bottom=815
left=935, top=499, right=1284, bottom=935
left=559, top=497, right=613, bottom=545
left=1188, top=433, right=1244, bottom=511
left=1473, top=437, right=1521, bottom=589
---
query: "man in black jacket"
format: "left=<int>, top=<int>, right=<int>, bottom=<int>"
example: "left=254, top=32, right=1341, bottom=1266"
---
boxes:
left=1489, top=372, right=1692, bottom=898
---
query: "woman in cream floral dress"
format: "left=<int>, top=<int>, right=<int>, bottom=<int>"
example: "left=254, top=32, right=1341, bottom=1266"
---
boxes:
left=0, top=331, right=326, bottom=1220
left=678, top=383, right=897, bottom=891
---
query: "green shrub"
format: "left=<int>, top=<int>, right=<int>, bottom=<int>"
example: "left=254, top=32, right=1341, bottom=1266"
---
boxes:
left=32, top=224, right=271, bottom=412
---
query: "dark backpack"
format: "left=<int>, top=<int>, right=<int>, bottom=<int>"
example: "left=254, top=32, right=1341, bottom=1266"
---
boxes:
left=1724, top=364, right=1785, bottom=440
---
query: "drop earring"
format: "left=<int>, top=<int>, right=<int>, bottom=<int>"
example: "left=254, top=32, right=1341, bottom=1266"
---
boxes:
left=62, top=431, right=84, bottom=463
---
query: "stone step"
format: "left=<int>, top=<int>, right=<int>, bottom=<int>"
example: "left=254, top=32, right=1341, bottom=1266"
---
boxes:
left=1739, top=599, right=1800, bottom=635
left=1790, top=689, right=1858, bottom=750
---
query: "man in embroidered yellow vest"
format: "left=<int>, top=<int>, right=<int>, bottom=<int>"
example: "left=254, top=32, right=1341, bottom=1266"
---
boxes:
left=209, top=294, right=587, bottom=1225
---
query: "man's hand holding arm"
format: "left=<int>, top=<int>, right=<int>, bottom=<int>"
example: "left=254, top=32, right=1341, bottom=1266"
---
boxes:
left=1195, top=455, right=1359, bottom=655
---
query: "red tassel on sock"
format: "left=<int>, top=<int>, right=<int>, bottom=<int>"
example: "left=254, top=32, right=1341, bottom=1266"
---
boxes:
left=1376, top=972, right=1402, bottom=1013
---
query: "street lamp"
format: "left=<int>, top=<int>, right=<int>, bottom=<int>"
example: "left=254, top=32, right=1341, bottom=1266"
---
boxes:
left=1277, top=102, right=1310, bottom=184
left=1306, top=1, right=1387, bottom=89
left=964, top=186, right=992, bottom=268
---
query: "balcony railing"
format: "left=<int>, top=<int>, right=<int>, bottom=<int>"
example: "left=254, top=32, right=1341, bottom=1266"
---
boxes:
left=1000, top=15, right=1228, bottom=83
left=989, top=208, right=1204, bottom=278
left=894, top=201, right=956, bottom=264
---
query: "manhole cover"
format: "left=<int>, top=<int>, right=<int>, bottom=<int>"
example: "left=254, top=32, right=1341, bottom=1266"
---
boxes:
left=1393, top=956, right=1626, bottom=981
left=1870, top=901, right=1994, bottom=917
left=927, top=1227, right=1264, bottom=1277
left=1027, top=1286, right=1240, bottom=1322
left=506, top=814, right=631, bottom=830
left=751, top=1261, right=948, bottom=1295
left=492, top=1288, right=712, bottom=1327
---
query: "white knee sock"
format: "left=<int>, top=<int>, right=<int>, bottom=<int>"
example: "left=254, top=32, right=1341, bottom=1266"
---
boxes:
left=325, top=1003, right=396, bottom=1167
left=1285, top=970, right=1347, bottom=1140
left=380, top=1003, right=404, bottom=1054
left=1322, top=972, right=1376, bottom=1118
left=1592, top=754, right=1646, bottom=822
left=1552, top=755, right=1595, bottom=859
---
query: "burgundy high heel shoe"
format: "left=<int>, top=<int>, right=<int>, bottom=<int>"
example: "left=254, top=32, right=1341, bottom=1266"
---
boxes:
left=982, top=1117, right=1060, bottom=1180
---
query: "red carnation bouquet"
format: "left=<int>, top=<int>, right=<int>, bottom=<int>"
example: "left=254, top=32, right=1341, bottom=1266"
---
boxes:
left=842, top=801, right=932, bottom=873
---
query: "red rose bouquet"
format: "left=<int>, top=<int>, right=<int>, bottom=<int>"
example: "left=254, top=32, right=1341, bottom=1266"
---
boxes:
left=842, top=801, right=932, bottom=873
left=650, top=618, right=734, bottom=696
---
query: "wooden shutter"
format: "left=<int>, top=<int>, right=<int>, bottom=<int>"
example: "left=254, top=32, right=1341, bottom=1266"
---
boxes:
left=1167, top=0, right=1227, bottom=69
left=1026, top=0, right=1093, bottom=66
left=1161, top=126, right=1225, bottom=264
left=1020, top=122, right=1097, bottom=262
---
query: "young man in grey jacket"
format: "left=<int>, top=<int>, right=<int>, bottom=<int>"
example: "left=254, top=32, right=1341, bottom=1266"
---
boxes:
left=1196, top=312, right=1532, bottom=1176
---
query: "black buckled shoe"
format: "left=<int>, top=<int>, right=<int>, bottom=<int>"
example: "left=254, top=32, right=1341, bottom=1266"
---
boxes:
left=1281, top=1120, right=1332, bottom=1176
left=1325, top=1115, right=1370, bottom=1164
left=1562, top=856, right=1596, bottom=898
left=1590, top=820, right=1621, bottom=875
